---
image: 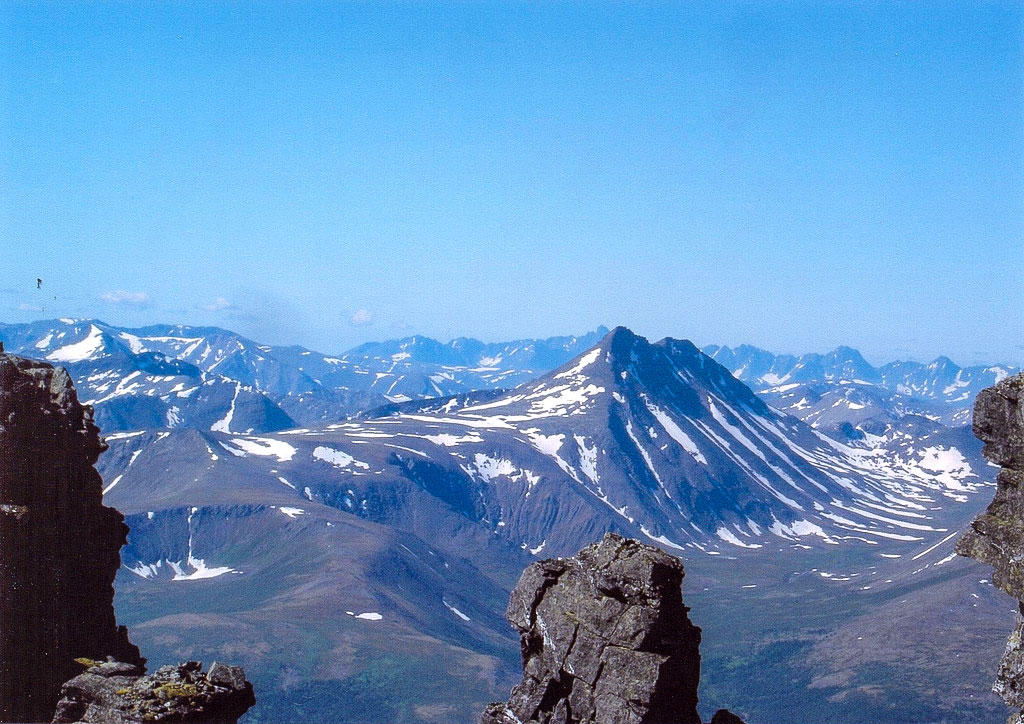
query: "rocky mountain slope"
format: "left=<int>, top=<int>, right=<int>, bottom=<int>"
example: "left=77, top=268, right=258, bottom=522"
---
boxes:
left=106, top=327, right=991, bottom=557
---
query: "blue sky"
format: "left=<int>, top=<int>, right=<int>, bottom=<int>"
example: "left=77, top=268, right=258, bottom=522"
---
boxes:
left=1, top=2, right=1021, bottom=365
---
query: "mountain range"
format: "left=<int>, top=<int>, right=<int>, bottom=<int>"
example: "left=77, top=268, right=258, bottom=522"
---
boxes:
left=1, top=319, right=1015, bottom=723
left=0, top=320, right=609, bottom=432
left=0, top=319, right=1012, bottom=441
left=705, top=343, right=1014, bottom=430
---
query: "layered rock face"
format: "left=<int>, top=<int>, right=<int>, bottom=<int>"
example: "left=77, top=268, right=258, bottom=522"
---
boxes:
left=52, top=660, right=255, bottom=724
left=957, top=373, right=1024, bottom=723
left=481, top=533, right=705, bottom=724
left=0, top=350, right=143, bottom=722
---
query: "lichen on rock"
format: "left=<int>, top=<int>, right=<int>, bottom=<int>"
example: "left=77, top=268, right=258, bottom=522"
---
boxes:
left=956, top=373, right=1024, bottom=722
left=52, top=660, right=255, bottom=724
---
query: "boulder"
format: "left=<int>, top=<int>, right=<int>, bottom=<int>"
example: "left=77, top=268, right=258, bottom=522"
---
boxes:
left=52, top=660, right=255, bottom=724
left=481, top=533, right=704, bottom=724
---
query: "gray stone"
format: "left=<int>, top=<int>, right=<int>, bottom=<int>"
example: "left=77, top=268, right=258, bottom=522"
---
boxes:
left=206, top=662, right=248, bottom=691
left=481, top=533, right=702, bottom=724
left=957, top=374, right=1024, bottom=720
left=995, top=608, right=1024, bottom=710
left=52, top=660, right=255, bottom=724
left=90, top=662, right=145, bottom=679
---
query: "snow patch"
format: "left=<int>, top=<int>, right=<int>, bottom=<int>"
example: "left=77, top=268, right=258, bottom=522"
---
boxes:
left=443, top=600, right=471, bottom=621
left=473, top=454, right=516, bottom=482
left=555, top=348, right=601, bottom=379
left=313, top=446, right=370, bottom=470
left=102, top=475, right=123, bottom=495
left=423, top=432, right=484, bottom=446
left=346, top=611, right=383, bottom=621
left=574, top=435, right=599, bottom=483
left=644, top=398, right=708, bottom=464
left=46, top=324, right=105, bottom=362
left=211, top=382, right=240, bottom=433
left=229, top=437, right=297, bottom=462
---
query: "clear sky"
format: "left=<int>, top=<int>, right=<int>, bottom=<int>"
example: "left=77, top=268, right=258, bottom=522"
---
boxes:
left=1, top=2, right=1021, bottom=365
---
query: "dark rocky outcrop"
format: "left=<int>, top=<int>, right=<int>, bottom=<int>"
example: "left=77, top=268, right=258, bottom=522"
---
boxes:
left=482, top=533, right=730, bottom=724
left=51, top=660, right=255, bottom=724
left=0, top=349, right=143, bottom=722
left=708, top=710, right=746, bottom=724
left=957, top=373, right=1024, bottom=724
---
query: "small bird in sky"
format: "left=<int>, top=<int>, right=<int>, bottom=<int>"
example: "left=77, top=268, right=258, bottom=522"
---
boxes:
left=36, top=278, right=42, bottom=289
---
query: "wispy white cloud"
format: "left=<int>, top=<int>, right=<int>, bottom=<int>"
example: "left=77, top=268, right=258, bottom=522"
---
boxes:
left=17, top=303, right=43, bottom=312
left=100, top=290, right=149, bottom=305
left=204, top=296, right=234, bottom=311
left=349, top=308, right=374, bottom=326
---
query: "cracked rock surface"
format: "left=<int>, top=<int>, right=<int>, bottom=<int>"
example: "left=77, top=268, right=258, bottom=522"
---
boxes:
left=481, top=533, right=703, bottom=724
left=957, top=373, right=1024, bottom=723
left=52, top=660, right=255, bottom=724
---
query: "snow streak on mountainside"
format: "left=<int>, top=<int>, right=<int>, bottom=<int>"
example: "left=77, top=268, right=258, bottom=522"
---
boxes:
left=102, top=328, right=991, bottom=559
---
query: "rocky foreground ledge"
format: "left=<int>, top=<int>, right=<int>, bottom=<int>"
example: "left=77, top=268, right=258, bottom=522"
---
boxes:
left=52, top=660, right=254, bottom=724
left=957, top=373, right=1024, bottom=723
left=482, top=532, right=745, bottom=724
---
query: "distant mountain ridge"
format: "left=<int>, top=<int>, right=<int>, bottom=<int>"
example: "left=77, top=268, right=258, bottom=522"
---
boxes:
left=704, top=342, right=1016, bottom=431
left=1, top=319, right=1015, bottom=451
left=0, top=320, right=609, bottom=432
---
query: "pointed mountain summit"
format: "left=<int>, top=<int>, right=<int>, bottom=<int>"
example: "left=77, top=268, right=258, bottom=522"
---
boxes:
left=105, top=326, right=987, bottom=562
